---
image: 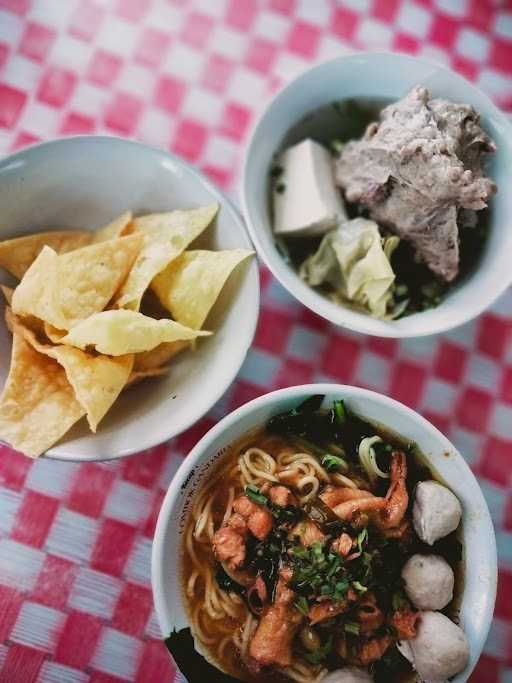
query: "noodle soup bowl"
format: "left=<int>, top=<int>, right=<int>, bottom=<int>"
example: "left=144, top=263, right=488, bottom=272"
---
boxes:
left=152, top=384, right=496, bottom=682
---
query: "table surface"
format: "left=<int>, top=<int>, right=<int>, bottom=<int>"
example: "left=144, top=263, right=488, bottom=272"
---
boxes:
left=0, top=1, right=511, bottom=682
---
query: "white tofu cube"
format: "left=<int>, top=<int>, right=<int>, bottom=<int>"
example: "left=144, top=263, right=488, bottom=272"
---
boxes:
left=273, top=138, right=346, bottom=237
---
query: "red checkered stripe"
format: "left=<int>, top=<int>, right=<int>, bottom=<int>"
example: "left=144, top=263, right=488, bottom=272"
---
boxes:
left=0, top=1, right=511, bottom=682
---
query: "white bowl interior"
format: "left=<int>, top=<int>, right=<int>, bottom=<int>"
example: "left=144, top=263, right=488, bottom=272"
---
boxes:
left=242, top=53, right=512, bottom=337
left=152, top=384, right=496, bottom=682
left=0, top=136, right=259, bottom=461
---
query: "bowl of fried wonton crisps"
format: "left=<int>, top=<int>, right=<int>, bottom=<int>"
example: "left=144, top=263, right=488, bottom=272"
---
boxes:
left=0, top=136, right=259, bottom=461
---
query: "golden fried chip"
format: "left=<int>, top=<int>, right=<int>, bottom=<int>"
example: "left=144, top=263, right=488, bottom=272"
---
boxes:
left=8, top=310, right=132, bottom=432
left=61, top=309, right=210, bottom=356
left=1, top=285, right=14, bottom=305
left=12, top=234, right=143, bottom=330
left=0, top=230, right=91, bottom=279
left=0, top=331, right=85, bottom=457
left=151, top=249, right=253, bottom=330
left=114, top=204, right=218, bottom=311
left=92, top=211, right=133, bottom=242
left=44, top=322, right=66, bottom=343
left=133, top=340, right=190, bottom=371
left=125, top=365, right=170, bottom=388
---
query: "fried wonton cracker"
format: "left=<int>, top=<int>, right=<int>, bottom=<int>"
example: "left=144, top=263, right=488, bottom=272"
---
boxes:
left=92, top=211, right=133, bottom=242
left=61, top=309, right=211, bottom=356
left=7, top=309, right=133, bottom=432
left=0, top=230, right=91, bottom=279
left=114, top=204, right=218, bottom=311
left=151, top=248, right=253, bottom=329
left=0, top=331, right=85, bottom=457
left=1, top=285, right=13, bottom=305
left=126, top=365, right=170, bottom=388
left=133, top=340, right=190, bottom=371
left=12, top=234, right=143, bottom=330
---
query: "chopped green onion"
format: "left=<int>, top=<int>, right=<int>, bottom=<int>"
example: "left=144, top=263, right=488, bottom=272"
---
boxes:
left=275, top=182, right=286, bottom=194
left=245, top=484, right=268, bottom=507
left=352, top=580, right=368, bottom=594
left=357, top=528, right=368, bottom=554
left=344, top=622, right=360, bottom=635
left=322, top=453, right=348, bottom=472
left=333, top=399, right=347, bottom=424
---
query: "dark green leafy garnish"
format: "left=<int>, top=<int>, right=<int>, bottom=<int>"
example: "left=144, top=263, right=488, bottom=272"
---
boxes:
left=215, top=566, right=246, bottom=597
left=165, top=629, right=241, bottom=682
left=303, top=635, right=333, bottom=664
left=275, top=182, right=286, bottom=194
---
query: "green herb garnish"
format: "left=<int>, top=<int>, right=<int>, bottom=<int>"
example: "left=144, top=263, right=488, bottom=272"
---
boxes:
left=321, top=453, right=348, bottom=472
left=352, top=580, right=367, bottom=594
left=270, top=165, right=283, bottom=178
left=344, top=622, right=360, bottom=635
left=333, top=399, right=347, bottom=424
left=275, top=182, right=286, bottom=194
left=357, top=528, right=368, bottom=554
left=245, top=484, right=268, bottom=506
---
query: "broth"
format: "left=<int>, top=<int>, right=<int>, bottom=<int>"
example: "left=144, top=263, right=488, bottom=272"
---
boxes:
left=180, top=400, right=463, bottom=682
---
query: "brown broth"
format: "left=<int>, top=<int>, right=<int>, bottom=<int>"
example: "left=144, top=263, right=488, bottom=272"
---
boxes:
left=181, top=420, right=463, bottom=683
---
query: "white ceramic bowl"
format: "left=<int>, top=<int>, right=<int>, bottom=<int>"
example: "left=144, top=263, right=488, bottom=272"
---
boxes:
left=0, top=136, right=259, bottom=461
left=241, top=52, right=512, bottom=338
left=152, top=383, right=496, bottom=683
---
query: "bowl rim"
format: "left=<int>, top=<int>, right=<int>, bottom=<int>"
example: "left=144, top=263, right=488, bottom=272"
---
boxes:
left=151, top=382, right=497, bottom=680
left=240, top=51, right=512, bottom=338
left=0, top=134, right=261, bottom=462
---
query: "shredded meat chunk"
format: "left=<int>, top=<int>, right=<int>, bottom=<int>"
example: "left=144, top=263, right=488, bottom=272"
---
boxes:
left=332, top=532, right=354, bottom=556
left=269, top=485, right=298, bottom=507
left=233, top=494, right=273, bottom=540
left=212, top=526, right=246, bottom=570
left=249, top=569, right=303, bottom=668
left=389, top=608, right=420, bottom=640
left=356, top=593, right=384, bottom=635
left=308, top=599, right=349, bottom=625
left=335, top=85, right=496, bottom=282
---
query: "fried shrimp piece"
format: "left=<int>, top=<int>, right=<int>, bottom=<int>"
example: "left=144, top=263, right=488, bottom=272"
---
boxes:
left=375, top=451, right=409, bottom=530
left=213, top=526, right=246, bottom=570
left=331, top=532, right=354, bottom=556
left=320, top=486, right=374, bottom=508
left=389, top=608, right=420, bottom=640
left=249, top=568, right=303, bottom=668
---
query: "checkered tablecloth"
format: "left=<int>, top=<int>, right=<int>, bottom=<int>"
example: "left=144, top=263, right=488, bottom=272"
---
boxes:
left=0, top=1, right=511, bottom=681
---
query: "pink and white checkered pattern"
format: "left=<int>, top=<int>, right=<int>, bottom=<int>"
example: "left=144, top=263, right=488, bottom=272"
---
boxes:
left=0, top=1, right=511, bottom=681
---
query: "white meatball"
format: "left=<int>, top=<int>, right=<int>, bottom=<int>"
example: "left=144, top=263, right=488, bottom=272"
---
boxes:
left=413, top=480, right=462, bottom=545
left=402, top=554, right=454, bottom=610
left=322, top=669, right=373, bottom=683
left=397, top=611, right=469, bottom=681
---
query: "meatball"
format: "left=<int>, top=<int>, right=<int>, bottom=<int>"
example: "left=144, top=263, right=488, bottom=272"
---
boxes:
left=322, top=668, right=373, bottom=683
left=397, top=611, right=469, bottom=681
left=413, top=480, right=462, bottom=545
left=402, top=554, right=454, bottom=610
